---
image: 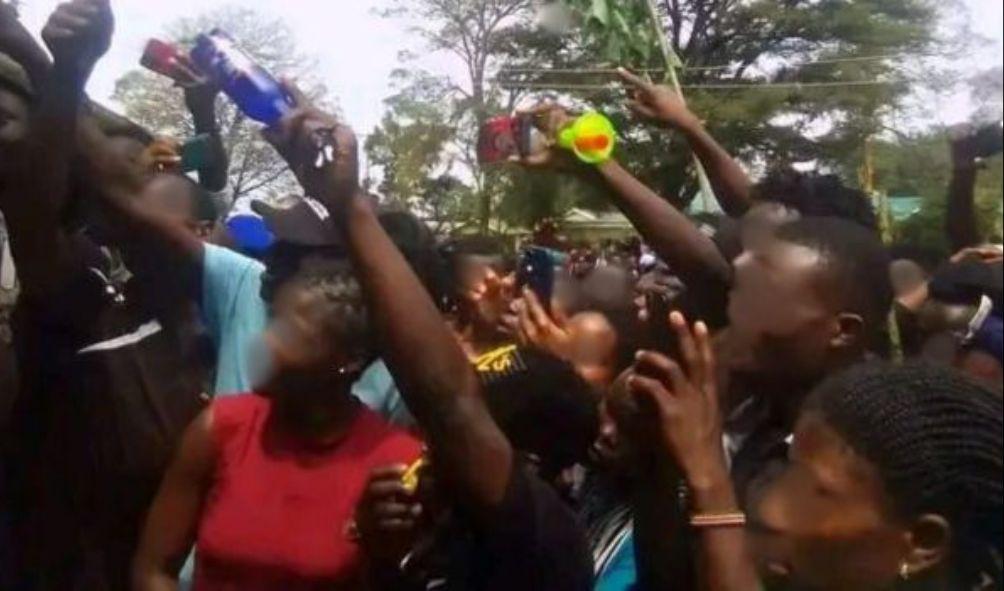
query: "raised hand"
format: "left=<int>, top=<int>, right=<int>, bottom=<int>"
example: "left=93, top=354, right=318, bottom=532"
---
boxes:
left=175, top=54, right=220, bottom=118
left=510, top=102, right=581, bottom=171
left=41, top=0, right=113, bottom=76
left=514, top=287, right=573, bottom=359
left=617, top=68, right=698, bottom=130
left=626, top=311, right=726, bottom=487
left=262, top=80, right=358, bottom=209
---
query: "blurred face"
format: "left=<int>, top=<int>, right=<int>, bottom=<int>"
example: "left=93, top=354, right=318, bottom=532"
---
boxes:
left=0, top=87, right=29, bottom=143
left=889, top=259, right=928, bottom=299
left=726, top=234, right=838, bottom=383
left=139, top=174, right=211, bottom=239
left=749, top=412, right=909, bottom=590
left=593, top=371, right=644, bottom=476
left=257, top=279, right=359, bottom=401
left=105, top=135, right=147, bottom=172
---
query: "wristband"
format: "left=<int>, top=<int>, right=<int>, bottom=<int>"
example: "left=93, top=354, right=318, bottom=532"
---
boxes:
left=558, top=112, right=616, bottom=165
left=689, top=511, right=746, bottom=528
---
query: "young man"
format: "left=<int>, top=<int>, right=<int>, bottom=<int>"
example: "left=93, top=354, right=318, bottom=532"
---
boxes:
left=624, top=216, right=893, bottom=589
left=0, top=2, right=212, bottom=587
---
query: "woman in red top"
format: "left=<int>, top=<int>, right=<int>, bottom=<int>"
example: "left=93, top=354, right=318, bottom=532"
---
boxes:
left=132, top=260, right=421, bottom=590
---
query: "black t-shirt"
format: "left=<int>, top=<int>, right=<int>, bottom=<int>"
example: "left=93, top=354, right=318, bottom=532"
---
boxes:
left=6, top=234, right=206, bottom=588
left=399, top=463, right=594, bottom=591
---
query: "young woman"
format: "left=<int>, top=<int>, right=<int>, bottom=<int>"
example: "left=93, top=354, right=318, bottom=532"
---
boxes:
left=132, top=262, right=422, bottom=590
left=625, top=314, right=1002, bottom=591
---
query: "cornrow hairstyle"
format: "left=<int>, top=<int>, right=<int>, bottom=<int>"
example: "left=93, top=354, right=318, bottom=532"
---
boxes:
left=805, top=361, right=1003, bottom=589
left=775, top=217, right=893, bottom=347
left=753, top=168, right=879, bottom=231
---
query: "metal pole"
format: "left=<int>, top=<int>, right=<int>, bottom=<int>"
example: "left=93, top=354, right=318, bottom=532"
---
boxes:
left=642, top=0, right=720, bottom=214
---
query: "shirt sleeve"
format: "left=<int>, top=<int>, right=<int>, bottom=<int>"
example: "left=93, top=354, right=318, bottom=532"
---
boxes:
left=201, top=243, right=265, bottom=344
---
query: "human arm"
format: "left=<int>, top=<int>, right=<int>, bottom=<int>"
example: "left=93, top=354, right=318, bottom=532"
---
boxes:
left=132, top=409, right=216, bottom=591
left=590, top=159, right=732, bottom=287
left=618, top=69, right=753, bottom=217
left=627, top=313, right=761, bottom=591
left=264, top=88, right=514, bottom=513
left=179, top=56, right=229, bottom=195
left=946, top=124, right=1002, bottom=251
left=516, top=104, right=731, bottom=291
left=0, top=0, right=110, bottom=298
left=0, top=2, right=52, bottom=92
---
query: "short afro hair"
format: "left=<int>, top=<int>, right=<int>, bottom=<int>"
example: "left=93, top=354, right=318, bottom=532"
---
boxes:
left=754, top=169, right=878, bottom=231
left=805, top=361, right=1003, bottom=588
left=775, top=217, right=893, bottom=344
left=480, top=348, right=599, bottom=478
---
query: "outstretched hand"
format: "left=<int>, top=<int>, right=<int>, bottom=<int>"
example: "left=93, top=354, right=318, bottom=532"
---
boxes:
left=509, top=103, right=582, bottom=172
left=514, top=287, right=573, bottom=360
left=262, top=80, right=359, bottom=209
left=41, top=0, right=113, bottom=77
left=626, top=311, right=726, bottom=485
left=617, top=68, right=697, bottom=130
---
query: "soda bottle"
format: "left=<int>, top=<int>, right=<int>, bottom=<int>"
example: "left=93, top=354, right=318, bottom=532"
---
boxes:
left=190, top=29, right=293, bottom=125
left=141, top=39, right=200, bottom=85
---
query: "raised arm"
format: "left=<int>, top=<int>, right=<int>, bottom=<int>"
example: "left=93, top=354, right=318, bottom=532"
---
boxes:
left=619, top=69, right=753, bottom=217
left=180, top=59, right=230, bottom=195
left=0, top=0, right=106, bottom=298
left=264, top=89, right=514, bottom=513
left=946, top=124, right=1002, bottom=251
left=590, top=159, right=732, bottom=287
left=0, top=3, right=52, bottom=93
left=518, top=104, right=732, bottom=292
left=627, top=313, right=762, bottom=591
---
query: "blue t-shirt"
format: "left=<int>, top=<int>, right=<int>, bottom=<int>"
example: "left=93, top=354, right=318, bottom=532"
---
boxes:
left=202, top=244, right=267, bottom=396
left=595, top=531, right=637, bottom=591
left=352, top=360, right=415, bottom=429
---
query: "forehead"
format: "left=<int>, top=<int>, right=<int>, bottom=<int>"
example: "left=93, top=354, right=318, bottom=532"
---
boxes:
left=791, top=412, right=887, bottom=500
left=741, top=236, right=828, bottom=301
left=141, top=175, right=194, bottom=211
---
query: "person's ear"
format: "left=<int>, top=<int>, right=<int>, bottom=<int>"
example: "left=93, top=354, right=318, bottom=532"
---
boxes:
left=829, top=313, right=864, bottom=349
left=195, top=221, right=214, bottom=240
left=899, top=514, right=951, bottom=580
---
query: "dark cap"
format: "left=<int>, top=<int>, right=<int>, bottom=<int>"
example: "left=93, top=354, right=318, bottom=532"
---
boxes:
left=251, top=197, right=344, bottom=249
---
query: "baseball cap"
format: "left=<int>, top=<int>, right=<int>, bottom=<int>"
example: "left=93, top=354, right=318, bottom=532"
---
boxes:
left=251, top=197, right=344, bottom=249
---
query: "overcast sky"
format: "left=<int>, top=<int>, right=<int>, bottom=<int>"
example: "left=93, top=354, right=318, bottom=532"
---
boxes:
left=18, top=0, right=1004, bottom=138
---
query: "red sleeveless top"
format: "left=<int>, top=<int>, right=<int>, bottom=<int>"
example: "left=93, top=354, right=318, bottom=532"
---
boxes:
left=194, top=394, right=421, bottom=590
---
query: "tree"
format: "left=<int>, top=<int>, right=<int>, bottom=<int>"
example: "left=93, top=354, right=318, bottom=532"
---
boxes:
left=112, top=5, right=333, bottom=203
left=538, top=0, right=948, bottom=200
left=864, top=131, right=1003, bottom=254
left=363, top=78, right=480, bottom=235
left=378, top=0, right=537, bottom=231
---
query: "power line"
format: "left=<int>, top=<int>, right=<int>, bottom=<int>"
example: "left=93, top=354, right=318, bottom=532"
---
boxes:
left=497, top=51, right=940, bottom=77
left=495, top=80, right=892, bottom=91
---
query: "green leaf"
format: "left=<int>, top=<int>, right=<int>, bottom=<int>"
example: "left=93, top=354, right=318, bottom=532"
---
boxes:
left=588, top=0, right=610, bottom=26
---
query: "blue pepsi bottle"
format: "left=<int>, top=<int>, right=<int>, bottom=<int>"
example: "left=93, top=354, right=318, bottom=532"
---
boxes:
left=190, top=29, right=293, bottom=125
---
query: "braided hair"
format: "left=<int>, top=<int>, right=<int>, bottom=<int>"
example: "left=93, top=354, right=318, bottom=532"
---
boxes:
left=805, top=362, right=1003, bottom=589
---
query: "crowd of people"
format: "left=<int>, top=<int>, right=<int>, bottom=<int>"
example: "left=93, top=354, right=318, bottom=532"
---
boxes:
left=0, top=1, right=1002, bottom=590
